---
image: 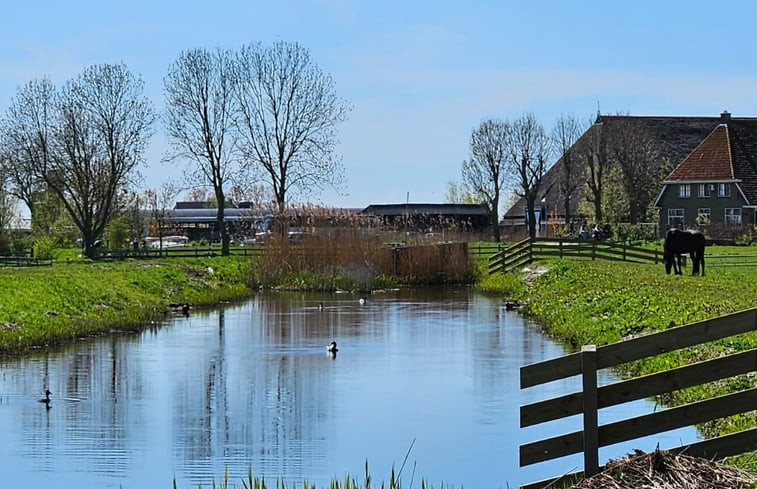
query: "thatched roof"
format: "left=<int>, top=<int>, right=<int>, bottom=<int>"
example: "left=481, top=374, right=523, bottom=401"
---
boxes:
left=502, top=113, right=742, bottom=221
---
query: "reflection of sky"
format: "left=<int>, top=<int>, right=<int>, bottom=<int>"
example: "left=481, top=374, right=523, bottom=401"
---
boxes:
left=0, top=289, right=700, bottom=488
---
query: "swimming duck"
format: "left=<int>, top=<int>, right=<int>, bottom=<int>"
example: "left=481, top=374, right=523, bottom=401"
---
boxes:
left=326, top=341, right=339, bottom=353
left=318, top=302, right=324, bottom=310
left=37, top=389, right=52, bottom=406
left=358, top=297, right=366, bottom=305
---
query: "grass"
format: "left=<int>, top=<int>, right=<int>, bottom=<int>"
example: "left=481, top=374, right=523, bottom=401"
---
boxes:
left=0, top=256, right=252, bottom=355
left=481, top=255, right=757, bottom=474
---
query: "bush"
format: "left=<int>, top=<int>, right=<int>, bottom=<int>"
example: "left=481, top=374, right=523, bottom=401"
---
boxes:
left=33, top=236, right=56, bottom=258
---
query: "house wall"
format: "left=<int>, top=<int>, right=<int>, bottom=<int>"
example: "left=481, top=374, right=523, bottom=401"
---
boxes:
left=656, top=182, right=750, bottom=234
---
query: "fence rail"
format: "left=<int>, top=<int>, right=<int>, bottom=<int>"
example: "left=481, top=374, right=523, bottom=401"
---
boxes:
left=0, top=256, right=53, bottom=267
left=519, top=308, right=757, bottom=489
left=489, top=238, right=661, bottom=275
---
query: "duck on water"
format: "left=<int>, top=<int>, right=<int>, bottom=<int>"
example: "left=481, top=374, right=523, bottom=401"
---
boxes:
left=38, top=389, right=52, bottom=408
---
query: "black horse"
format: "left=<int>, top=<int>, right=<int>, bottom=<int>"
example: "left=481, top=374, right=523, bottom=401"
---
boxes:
left=663, top=229, right=706, bottom=276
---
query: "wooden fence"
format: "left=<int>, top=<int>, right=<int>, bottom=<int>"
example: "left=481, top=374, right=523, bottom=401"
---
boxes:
left=519, top=308, right=757, bottom=489
left=0, top=255, right=53, bottom=267
left=489, top=238, right=660, bottom=275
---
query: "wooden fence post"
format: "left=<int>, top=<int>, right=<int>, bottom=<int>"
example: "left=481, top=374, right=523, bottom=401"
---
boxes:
left=581, top=345, right=599, bottom=477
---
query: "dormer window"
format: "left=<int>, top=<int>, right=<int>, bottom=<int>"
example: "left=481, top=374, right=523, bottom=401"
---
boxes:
left=698, top=184, right=711, bottom=198
left=678, top=184, right=691, bottom=198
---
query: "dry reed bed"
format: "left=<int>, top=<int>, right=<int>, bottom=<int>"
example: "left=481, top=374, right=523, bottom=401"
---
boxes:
left=575, top=449, right=756, bottom=489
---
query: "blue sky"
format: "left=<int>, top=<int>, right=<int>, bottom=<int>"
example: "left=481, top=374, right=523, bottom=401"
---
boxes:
left=3, top=1, right=757, bottom=209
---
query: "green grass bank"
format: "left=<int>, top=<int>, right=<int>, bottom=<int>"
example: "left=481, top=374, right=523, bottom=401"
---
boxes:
left=480, top=257, right=757, bottom=470
left=0, top=257, right=252, bottom=355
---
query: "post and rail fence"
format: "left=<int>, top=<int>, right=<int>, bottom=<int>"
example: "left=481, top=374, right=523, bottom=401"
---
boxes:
left=488, top=238, right=662, bottom=275
left=519, top=307, right=757, bottom=489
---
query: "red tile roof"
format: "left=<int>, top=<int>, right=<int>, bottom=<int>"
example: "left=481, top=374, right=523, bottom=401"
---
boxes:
left=666, top=125, right=734, bottom=181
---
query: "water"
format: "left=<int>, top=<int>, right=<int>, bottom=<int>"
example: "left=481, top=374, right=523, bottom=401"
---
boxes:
left=0, top=288, right=698, bottom=488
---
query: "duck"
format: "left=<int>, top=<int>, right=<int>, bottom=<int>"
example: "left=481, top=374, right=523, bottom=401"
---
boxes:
left=358, top=297, right=366, bottom=305
left=326, top=341, right=339, bottom=353
left=37, top=389, right=52, bottom=407
left=318, top=302, right=324, bottom=310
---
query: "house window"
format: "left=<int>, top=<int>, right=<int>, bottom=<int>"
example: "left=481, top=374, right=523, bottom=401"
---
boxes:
left=678, top=184, right=691, bottom=198
left=668, top=208, right=684, bottom=228
left=718, top=183, right=731, bottom=197
left=696, top=208, right=711, bottom=225
left=725, top=208, right=742, bottom=226
left=698, top=184, right=711, bottom=198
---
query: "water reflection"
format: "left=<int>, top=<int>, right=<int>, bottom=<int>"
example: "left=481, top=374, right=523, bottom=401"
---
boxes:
left=0, top=288, right=698, bottom=488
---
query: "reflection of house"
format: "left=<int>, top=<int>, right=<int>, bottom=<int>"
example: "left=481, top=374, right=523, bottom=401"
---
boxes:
left=361, top=203, right=491, bottom=233
left=653, top=115, right=757, bottom=233
left=502, top=112, right=755, bottom=237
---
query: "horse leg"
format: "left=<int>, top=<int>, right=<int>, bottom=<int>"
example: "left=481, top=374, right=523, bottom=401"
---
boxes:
left=700, top=251, right=705, bottom=276
left=690, top=251, right=699, bottom=275
left=675, top=254, right=683, bottom=275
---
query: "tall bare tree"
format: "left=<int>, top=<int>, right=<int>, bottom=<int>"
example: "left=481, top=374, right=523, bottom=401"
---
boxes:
left=233, top=41, right=351, bottom=216
left=462, top=119, right=508, bottom=241
left=552, top=114, right=585, bottom=227
left=0, top=78, right=55, bottom=218
left=164, top=47, right=237, bottom=255
left=3, top=66, right=155, bottom=257
left=505, top=113, right=552, bottom=238
left=583, top=115, right=610, bottom=223
left=605, top=118, right=661, bottom=224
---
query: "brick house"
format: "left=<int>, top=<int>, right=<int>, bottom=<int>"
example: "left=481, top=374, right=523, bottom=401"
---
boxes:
left=653, top=112, right=757, bottom=234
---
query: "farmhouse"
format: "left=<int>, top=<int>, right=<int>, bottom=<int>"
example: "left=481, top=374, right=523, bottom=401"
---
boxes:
left=653, top=113, right=757, bottom=234
left=502, top=111, right=757, bottom=238
left=360, top=203, right=491, bottom=234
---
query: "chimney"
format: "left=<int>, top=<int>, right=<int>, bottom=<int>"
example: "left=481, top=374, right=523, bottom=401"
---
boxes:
left=720, top=110, right=731, bottom=122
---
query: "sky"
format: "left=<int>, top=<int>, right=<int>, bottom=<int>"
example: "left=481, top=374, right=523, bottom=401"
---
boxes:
left=3, top=0, right=757, bottom=210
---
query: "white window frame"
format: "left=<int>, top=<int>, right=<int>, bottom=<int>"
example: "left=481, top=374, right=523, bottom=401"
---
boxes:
left=698, top=183, right=710, bottom=198
left=725, top=208, right=742, bottom=226
left=696, top=208, right=711, bottom=225
left=718, top=183, right=731, bottom=197
left=678, top=184, right=691, bottom=198
left=667, top=208, right=684, bottom=228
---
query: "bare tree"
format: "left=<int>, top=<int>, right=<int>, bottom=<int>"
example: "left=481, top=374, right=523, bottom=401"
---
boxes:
left=143, top=180, right=179, bottom=252
left=164, top=47, right=237, bottom=255
left=552, top=114, right=585, bottom=228
left=605, top=118, right=662, bottom=224
left=1, top=78, right=55, bottom=218
left=583, top=115, right=611, bottom=222
left=3, top=66, right=155, bottom=258
left=462, top=119, right=508, bottom=241
left=505, top=113, right=552, bottom=238
left=233, top=41, right=351, bottom=216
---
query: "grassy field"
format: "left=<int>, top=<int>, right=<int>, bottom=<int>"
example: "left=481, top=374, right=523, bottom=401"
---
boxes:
left=480, top=253, right=757, bottom=472
left=0, top=256, right=252, bottom=355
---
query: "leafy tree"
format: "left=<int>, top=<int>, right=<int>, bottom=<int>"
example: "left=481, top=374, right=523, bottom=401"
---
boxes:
left=444, top=180, right=477, bottom=205
left=462, top=119, right=508, bottom=241
left=164, top=47, right=237, bottom=255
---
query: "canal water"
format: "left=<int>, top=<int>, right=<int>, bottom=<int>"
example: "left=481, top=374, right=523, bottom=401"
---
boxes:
left=0, top=288, right=698, bottom=488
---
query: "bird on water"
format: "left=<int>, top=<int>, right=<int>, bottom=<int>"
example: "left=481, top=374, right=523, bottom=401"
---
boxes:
left=327, top=341, right=339, bottom=353
left=38, top=389, right=52, bottom=407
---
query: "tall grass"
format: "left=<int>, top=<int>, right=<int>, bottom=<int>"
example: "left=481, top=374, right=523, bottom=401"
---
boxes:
left=251, top=232, right=476, bottom=291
